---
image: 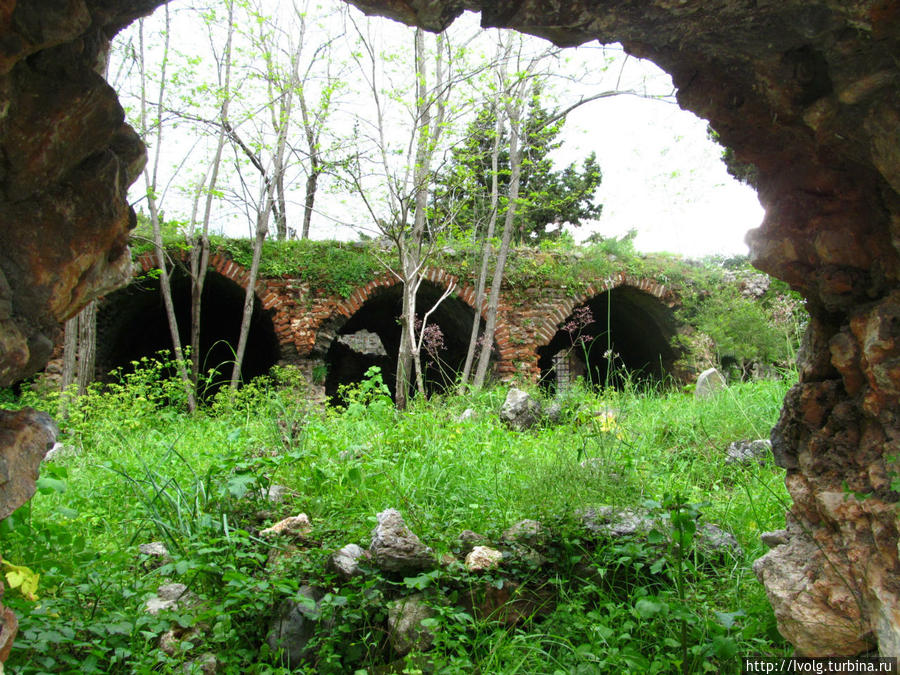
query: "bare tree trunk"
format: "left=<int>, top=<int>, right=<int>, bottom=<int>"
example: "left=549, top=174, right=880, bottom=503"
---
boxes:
left=459, top=93, right=505, bottom=391
left=230, top=182, right=271, bottom=389
left=76, top=300, right=96, bottom=395
left=139, top=8, right=196, bottom=412
left=190, top=0, right=234, bottom=388
left=61, top=316, right=78, bottom=392
left=473, top=102, right=524, bottom=389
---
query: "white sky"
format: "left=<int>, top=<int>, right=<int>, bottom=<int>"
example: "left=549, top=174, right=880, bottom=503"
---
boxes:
left=116, top=3, right=764, bottom=259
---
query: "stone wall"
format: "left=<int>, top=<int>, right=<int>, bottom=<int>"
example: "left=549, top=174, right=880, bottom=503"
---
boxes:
left=132, top=252, right=679, bottom=386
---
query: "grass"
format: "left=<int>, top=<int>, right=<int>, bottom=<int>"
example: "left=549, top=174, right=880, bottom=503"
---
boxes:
left=1, top=361, right=793, bottom=673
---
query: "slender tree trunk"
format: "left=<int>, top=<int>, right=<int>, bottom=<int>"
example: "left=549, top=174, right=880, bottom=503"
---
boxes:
left=459, top=99, right=504, bottom=391
left=473, top=103, right=524, bottom=388
left=139, top=9, right=196, bottom=411
left=191, top=0, right=234, bottom=388
left=76, top=300, right=96, bottom=395
left=230, top=182, right=272, bottom=389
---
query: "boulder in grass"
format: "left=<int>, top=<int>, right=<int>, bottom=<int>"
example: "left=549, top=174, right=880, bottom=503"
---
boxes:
left=725, top=439, right=772, bottom=466
left=260, top=513, right=312, bottom=539
left=465, top=546, right=503, bottom=572
left=387, top=594, right=436, bottom=656
left=144, top=583, right=199, bottom=615
left=695, top=368, right=726, bottom=399
left=502, top=519, right=546, bottom=547
left=328, top=543, right=367, bottom=580
left=369, top=509, right=434, bottom=573
left=500, top=388, right=542, bottom=430
left=266, top=585, right=324, bottom=669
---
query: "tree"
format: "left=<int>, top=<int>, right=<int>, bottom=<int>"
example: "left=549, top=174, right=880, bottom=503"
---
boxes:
left=136, top=5, right=197, bottom=411
left=434, top=88, right=603, bottom=244
left=342, top=14, right=472, bottom=408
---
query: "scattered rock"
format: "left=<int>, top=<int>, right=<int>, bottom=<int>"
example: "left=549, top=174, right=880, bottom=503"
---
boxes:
left=697, top=523, right=743, bottom=559
left=183, top=652, right=219, bottom=675
left=260, top=513, right=312, bottom=539
left=387, top=594, right=436, bottom=656
left=260, top=484, right=290, bottom=504
left=144, top=583, right=199, bottom=615
left=726, top=439, right=772, bottom=465
left=138, top=541, right=171, bottom=569
left=695, top=368, right=727, bottom=399
left=329, top=543, right=367, bottom=579
left=42, top=442, right=71, bottom=462
left=500, top=388, right=542, bottom=430
left=761, top=529, right=789, bottom=548
left=369, top=509, right=434, bottom=573
left=544, top=401, right=563, bottom=425
left=160, top=626, right=203, bottom=656
left=465, top=546, right=503, bottom=572
left=266, top=586, right=323, bottom=668
left=456, top=408, right=476, bottom=422
left=139, top=541, right=170, bottom=558
left=502, top=519, right=545, bottom=547
left=579, top=507, right=654, bottom=538
left=457, top=529, right=487, bottom=555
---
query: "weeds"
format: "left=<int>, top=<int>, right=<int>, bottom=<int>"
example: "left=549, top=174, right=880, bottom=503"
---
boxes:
left=1, top=359, right=792, bottom=672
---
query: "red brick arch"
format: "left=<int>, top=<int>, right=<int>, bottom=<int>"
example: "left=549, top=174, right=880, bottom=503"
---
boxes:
left=319, top=266, right=513, bottom=357
left=133, top=251, right=295, bottom=356
left=533, top=272, right=679, bottom=348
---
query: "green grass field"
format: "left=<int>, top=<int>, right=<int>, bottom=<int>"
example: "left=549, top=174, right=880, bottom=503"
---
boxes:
left=1, top=363, right=793, bottom=673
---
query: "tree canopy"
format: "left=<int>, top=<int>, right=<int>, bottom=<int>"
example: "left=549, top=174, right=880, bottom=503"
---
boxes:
left=433, top=87, right=603, bottom=244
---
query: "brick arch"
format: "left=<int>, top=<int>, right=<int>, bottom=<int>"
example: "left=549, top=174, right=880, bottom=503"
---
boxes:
left=312, top=266, right=513, bottom=359
left=533, top=272, right=679, bottom=348
left=134, top=251, right=295, bottom=359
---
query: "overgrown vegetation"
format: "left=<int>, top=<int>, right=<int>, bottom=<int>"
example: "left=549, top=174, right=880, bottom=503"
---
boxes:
left=3, top=359, right=793, bottom=673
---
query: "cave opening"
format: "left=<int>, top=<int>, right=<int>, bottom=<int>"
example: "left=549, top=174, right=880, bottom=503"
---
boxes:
left=323, top=281, right=491, bottom=402
left=537, top=287, right=678, bottom=392
left=96, top=268, right=280, bottom=394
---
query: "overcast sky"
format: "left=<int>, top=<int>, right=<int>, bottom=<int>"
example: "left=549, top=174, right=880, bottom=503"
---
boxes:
left=117, top=3, right=764, bottom=259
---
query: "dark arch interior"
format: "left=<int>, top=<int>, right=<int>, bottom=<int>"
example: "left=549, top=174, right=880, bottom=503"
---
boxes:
left=537, top=287, right=677, bottom=391
left=324, top=282, right=491, bottom=402
left=96, top=268, right=280, bottom=394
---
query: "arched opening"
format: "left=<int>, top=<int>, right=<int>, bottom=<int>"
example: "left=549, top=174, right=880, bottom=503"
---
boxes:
left=537, top=286, right=677, bottom=392
left=323, top=281, right=492, bottom=401
left=96, top=268, right=280, bottom=393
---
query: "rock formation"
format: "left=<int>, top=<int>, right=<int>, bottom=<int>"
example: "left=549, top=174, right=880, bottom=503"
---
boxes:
left=0, top=0, right=897, bottom=658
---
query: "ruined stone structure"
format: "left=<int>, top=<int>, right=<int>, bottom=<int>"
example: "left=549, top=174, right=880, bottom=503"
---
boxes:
left=107, top=252, right=678, bottom=398
left=0, top=0, right=897, bottom=659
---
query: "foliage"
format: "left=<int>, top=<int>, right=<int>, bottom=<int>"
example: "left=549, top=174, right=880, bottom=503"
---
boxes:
left=433, top=88, right=603, bottom=244
left=1, top=357, right=793, bottom=672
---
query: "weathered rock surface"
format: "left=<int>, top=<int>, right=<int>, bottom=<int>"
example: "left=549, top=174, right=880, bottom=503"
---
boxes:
left=501, top=519, right=545, bottom=547
left=0, top=408, right=58, bottom=520
left=387, top=594, right=436, bottom=656
left=465, top=545, right=503, bottom=572
left=260, top=513, right=312, bottom=539
left=500, top=387, right=541, bottom=430
left=695, top=367, right=727, bottom=399
left=369, top=508, right=434, bottom=573
left=725, top=439, right=773, bottom=466
left=329, top=543, right=367, bottom=579
left=266, top=585, right=324, bottom=669
left=144, top=583, right=199, bottom=616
